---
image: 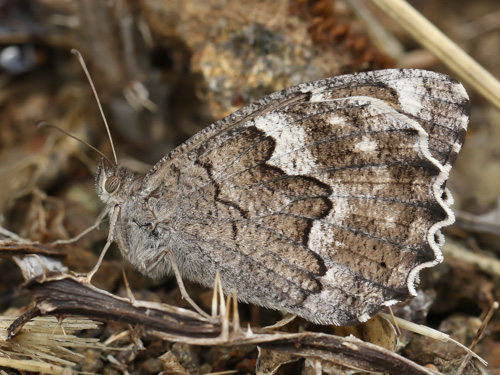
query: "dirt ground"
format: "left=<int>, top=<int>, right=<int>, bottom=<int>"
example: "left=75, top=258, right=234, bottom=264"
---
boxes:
left=0, top=0, right=499, bottom=374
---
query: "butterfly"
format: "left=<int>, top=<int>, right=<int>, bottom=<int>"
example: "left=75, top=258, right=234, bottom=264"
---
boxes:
left=94, top=69, right=469, bottom=325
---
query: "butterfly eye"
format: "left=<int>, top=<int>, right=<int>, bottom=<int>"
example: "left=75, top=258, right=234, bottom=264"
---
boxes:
left=105, top=176, right=120, bottom=193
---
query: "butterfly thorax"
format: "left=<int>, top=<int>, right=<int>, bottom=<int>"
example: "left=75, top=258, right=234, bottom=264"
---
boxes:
left=94, top=158, right=179, bottom=279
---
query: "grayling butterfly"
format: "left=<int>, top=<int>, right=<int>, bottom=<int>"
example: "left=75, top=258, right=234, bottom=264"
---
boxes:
left=94, top=69, right=468, bottom=325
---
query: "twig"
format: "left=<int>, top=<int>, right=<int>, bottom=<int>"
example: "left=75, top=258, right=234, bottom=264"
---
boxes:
left=455, top=301, right=498, bottom=374
left=378, top=313, right=487, bottom=366
left=14, top=272, right=441, bottom=375
left=441, top=239, right=500, bottom=277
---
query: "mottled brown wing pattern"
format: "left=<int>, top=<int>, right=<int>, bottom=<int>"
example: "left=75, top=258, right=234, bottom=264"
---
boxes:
left=115, top=70, right=468, bottom=325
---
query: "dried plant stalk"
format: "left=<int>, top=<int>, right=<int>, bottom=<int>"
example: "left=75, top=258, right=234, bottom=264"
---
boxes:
left=1, top=315, right=103, bottom=374
left=373, top=0, right=500, bottom=111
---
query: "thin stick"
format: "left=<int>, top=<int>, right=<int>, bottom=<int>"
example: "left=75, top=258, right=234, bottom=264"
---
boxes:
left=442, top=239, right=500, bottom=277
left=387, top=306, right=401, bottom=336
left=455, top=301, right=498, bottom=374
left=221, top=292, right=231, bottom=340
left=212, top=272, right=221, bottom=317
left=378, top=313, right=487, bottom=366
left=345, top=0, right=404, bottom=58
left=0, top=226, right=28, bottom=243
left=122, top=270, right=137, bottom=303
left=372, top=0, right=500, bottom=112
left=51, top=316, right=67, bottom=336
left=217, top=273, right=226, bottom=318
left=71, top=49, right=118, bottom=165
left=232, top=287, right=240, bottom=333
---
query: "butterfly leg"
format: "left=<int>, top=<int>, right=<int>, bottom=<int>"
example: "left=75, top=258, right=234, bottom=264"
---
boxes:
left=166, top=250, right=212, bottom=319
left=83, top=205, right=119, bottom=283
left=51, top=208, right=108, bottom=246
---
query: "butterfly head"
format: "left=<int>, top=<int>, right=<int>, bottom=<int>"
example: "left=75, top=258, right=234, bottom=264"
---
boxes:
left=95, top=158, right=140, bottom=206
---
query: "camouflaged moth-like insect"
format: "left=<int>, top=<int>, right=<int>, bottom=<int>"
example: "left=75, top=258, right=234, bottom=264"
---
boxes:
left=95, top=69, right=469, bottom=325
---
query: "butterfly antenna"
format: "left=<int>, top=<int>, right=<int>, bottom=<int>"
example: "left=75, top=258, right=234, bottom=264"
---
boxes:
left=71, top=49, right=118, bottom=166
left=37, top=121, right=115, bottom=167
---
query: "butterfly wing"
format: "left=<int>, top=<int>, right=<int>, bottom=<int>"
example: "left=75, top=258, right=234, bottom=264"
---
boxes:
left=134, top=69, right=468, bottom=325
